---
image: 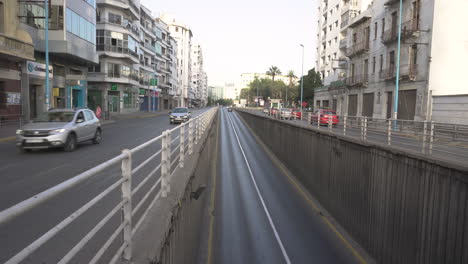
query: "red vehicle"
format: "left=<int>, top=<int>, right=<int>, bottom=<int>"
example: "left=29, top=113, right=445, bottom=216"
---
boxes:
left=270, top=108, right=279, bottom=115
left=311, top=109, right=339, bottom=125
left=291, top=109, right=302, bottom=119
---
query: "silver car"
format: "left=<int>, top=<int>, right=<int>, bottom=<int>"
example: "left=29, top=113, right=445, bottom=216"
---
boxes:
left=169, top=107, right=191, bottom=124
left=280, top=108, right=292, bottom=120
left=16, top=108, right=102, bottom=152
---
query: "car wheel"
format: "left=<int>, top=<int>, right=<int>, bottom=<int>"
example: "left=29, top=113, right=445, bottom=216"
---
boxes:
left=93, top=129, right=102, bottom=144
left=63, top=134, right=77, bottom=152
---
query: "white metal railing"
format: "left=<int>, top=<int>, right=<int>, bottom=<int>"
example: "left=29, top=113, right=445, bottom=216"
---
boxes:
left=241, top=107, right=468, bottom=162
left=0, top=108, right=217, bottom=264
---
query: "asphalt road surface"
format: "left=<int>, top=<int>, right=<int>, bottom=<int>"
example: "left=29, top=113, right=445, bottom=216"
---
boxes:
left=212, top=109, right=362, bottom=264
left=0, top=109, right=207, bottom=263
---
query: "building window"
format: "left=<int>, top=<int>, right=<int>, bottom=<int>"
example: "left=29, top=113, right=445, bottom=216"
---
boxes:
left=0, top=2, right=4, bottom=33
left=66, top=8, right=96, bottom=44
left=410, top=44, right=417, bottom=66
left=107, top=63, right=121, bottom=78
left=379, top=54, right=383, bottom=72
left=381, top=18, right=385, bottom=39
left=335, top=20, right=338, bottom=28
left=108, top=13, right=121, bottom=25
left=334, top=37, right=338, bottom=43
left=374, top=22, right=378, bottom=40
left=19, top=3, right=63, bottom=30
left=175, top=27, right=179, bottom=32
left=372, top=56, right=376, bottom=74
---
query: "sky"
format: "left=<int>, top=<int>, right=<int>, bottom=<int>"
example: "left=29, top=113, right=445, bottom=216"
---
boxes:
left=141, top=0, right=317, bottom=87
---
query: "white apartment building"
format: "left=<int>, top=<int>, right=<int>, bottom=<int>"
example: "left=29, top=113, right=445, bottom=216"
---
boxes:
left=161, top=14, right=193, bottom=107
left=314, top=0, right=468, bottom=124
left=190, top=43, right=207, bottom=107
left=316, top=0, right=372, bottom=86
left=155, top=18, right=178, bottom=109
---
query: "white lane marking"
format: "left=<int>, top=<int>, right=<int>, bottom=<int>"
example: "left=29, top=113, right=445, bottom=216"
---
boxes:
left=226, top=111, right=292, bottom=264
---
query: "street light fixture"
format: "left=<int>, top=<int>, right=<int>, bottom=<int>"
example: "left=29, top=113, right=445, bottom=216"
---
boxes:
left=300, top=44, right=304, bottom=120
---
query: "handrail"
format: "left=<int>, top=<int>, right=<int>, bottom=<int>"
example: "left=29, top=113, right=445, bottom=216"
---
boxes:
left=0, top=108, right=218, bottom=263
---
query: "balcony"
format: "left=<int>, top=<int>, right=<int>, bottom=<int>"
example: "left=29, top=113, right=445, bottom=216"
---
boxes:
left=382, top=19, right=419, bottom=44
left=96, top=44, right=139, bottom=63
left=88, top=72, right=140, bottom=84
left=346, top=40, right=370, bottom=57
left=384, top=0, right=403, bottom=5
left=0, top=34, right=35, bottom=61
left=339, top=39, right=347, bottom=49
left=345, top=74, right=369, bottom=86
left=380, top=64, right=418, bottom=81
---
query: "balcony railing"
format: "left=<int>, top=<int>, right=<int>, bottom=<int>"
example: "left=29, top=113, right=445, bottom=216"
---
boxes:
left=382, top=19, right=419, bottom=43
left=0, top=34, right=34, bottom=60
left=88, top=72, right=140, bottom=83
left=96, top=44, right=139, bottom=60
left=339, top=39, right=347, bottom=49
left=379, top=64, right=418, bottom=80
left=345, top=74, right=369, bottom=86
left=346, top=40, right=370, bottom=57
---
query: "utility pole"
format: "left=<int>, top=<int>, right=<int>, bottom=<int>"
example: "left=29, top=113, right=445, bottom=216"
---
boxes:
left=300, top=44, right=304, bottom=116
left=393, top=0, right=403, bottom=122
left=45, top=0, right=50, bottom=110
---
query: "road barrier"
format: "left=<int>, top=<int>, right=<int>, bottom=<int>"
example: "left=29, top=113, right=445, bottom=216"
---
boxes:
left=237, top=109, right=468, bottom=264
left=0, top=108, right=218, bottom=264
left=248, top=108, right=468, bottom=162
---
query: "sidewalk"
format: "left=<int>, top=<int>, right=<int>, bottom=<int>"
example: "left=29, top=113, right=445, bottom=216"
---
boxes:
left=0, top=110, right=170, bottom=143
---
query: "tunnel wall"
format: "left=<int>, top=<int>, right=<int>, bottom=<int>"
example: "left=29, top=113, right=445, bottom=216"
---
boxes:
left=237, top=110, right=468, bottom=264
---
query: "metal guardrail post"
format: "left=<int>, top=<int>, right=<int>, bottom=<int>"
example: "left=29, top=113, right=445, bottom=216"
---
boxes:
left=188, top=119, right=194, bottom=155
left=387, top=119, right=392, bottom=145
left=360, top=117, right=364, bottom=140
left=317, top=114, right=320, bottom=129
left=179, top=124, right=185, bottom=168
left=363, top=116, right=368, bottom=141
left=343, top=115, right=347, bottom=135
left=121, top=149, right=133, bottom=260
left=429, top=121, right=434, bottom=154
left=161, top=130, right=171, bottom=197
left=422, top=120, right=428, bottom=153
left=328, top=115, right=332, bottom=131
left=195, top=117, right=199, bottom=146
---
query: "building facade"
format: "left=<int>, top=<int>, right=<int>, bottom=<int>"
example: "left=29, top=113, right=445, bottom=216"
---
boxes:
left=18, top=0, right=98, bottom=120
left=161, top=14, right=193, bottom=107
left=314, top=0, right=468, bottom=124
left=208, top=86, right=223, bottom=101
left=0, top=0, right=35, bottom=121
left=190, top=42, right=207, bottom=107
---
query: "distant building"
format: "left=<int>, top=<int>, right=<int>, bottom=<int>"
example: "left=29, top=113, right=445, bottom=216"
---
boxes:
left=208, top=86, right=223, bottom=101
left=223, top=82, right=239, bottom=100
left=191, top=43, right=207, bottom=107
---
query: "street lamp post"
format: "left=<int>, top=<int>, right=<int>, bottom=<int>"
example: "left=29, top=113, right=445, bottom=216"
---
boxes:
left=393, top=0, right=403, bottom=122
left=45, top=0, right=50, bottom=110
left=300, top=44, right=304, bottom=119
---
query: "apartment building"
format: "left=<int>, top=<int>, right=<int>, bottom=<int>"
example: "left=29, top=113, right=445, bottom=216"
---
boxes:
left=314, top=0, right=468, bottom=124
left=18, top=0, right=98, bottom=119
left=88, top=0, right=142, bottom=113
left=161, top=14, right=193, bottom=107
left=155, top=18, right=178, bottom=110
left=191, top=43, right=207, bottom=107
left=0, top=0, right=35, bottom=120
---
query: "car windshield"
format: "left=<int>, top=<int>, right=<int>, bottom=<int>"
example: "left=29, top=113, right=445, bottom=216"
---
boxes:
left=173, top=108, right=188, bottom=113
left=322, top=110, right=336, bottom=115
left=35, top=111, right=75, bottom=122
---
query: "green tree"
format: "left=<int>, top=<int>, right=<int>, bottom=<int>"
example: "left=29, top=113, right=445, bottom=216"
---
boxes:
left=297, top=68, right=322, bottom=108
left=285, top=70, right=297, bottom=106
left=266, top=66, right=282, bottom=81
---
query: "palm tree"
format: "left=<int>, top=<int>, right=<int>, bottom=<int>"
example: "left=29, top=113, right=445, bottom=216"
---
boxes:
left=285, top=70, right=296, bottom=106
left=266, top=66, right=282, bottom=82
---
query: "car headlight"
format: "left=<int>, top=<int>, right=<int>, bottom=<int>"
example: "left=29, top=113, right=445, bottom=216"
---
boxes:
left=16, top=129, right=24, bottom=135
left=49, top=128, right=66, bottom=135
left=170, top=115, right=175, bottom=119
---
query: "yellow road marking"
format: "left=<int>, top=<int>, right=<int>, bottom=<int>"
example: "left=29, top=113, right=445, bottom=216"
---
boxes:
left=207, top=113, right=219, bottom=264
left=0, top=136, right=15, bottom=143
left=237, top=113, right=368, bottom=264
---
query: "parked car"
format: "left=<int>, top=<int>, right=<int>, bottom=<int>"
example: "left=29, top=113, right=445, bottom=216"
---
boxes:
left=311, top=109, right=339, bottom=125
left=291, top=109, right=302, bottom=119
left=270, top=108, right=279, bottom=116
left=263, top=108, right=270, bottom=114
left=169, top=107, right=191, bottom=124
left=16, top=108, right=102, bottom=152
left=227, top=106, right=233, bottom=112
left=279, top=108, right=292, bottom=120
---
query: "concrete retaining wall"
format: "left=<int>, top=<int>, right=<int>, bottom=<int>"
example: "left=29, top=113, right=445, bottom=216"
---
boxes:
left=238, top=110, right=468, bottom=264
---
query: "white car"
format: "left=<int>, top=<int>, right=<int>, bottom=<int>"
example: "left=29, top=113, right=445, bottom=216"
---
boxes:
left=263, top=108, right=270, bottom=114
left=279, top=108, right=292, bottom=120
